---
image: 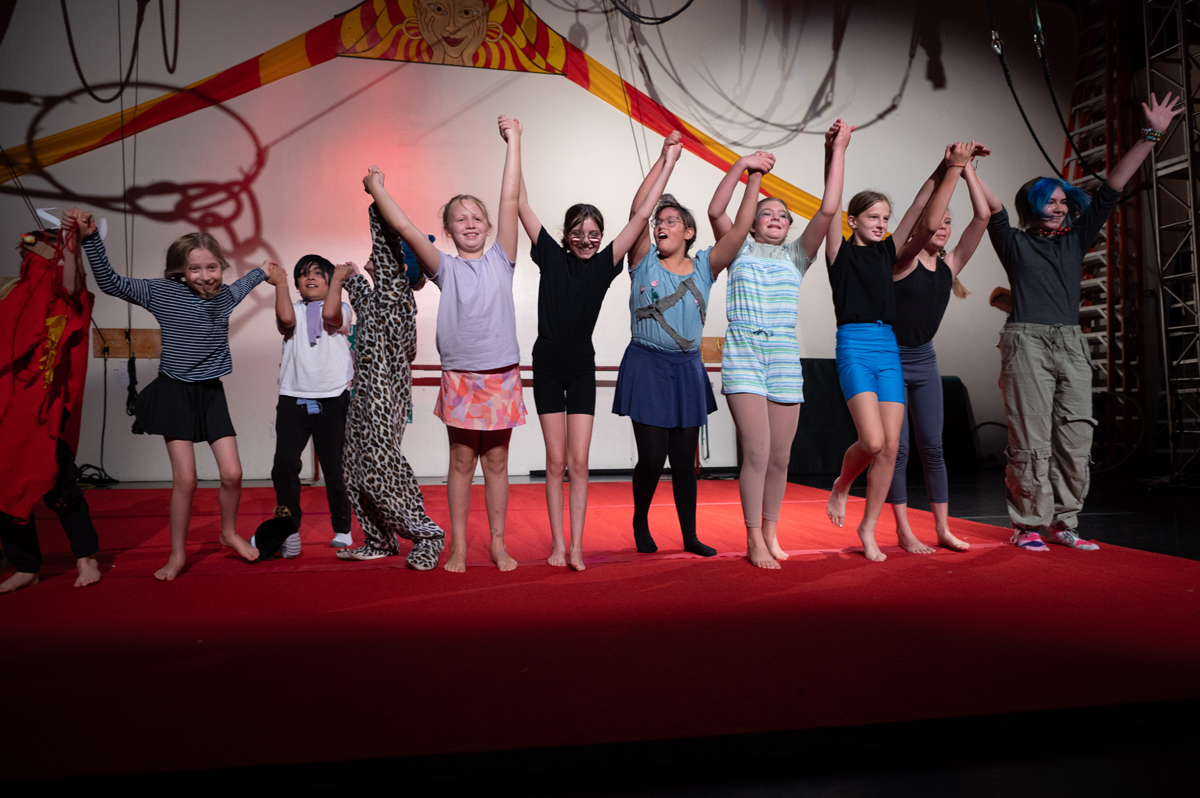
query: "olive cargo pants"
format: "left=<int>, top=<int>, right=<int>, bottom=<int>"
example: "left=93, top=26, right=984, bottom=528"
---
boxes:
left=998, top=323, right=1096, bottom=532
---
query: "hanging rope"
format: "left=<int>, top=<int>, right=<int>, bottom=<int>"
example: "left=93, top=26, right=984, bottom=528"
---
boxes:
left=1029, top=0, right=1106, bottom=182
left=610, top=0, right=694, bottom=26
left=61, top=0, right=151, bottom=104
left=158, top=0, right=179, bottom=73
left=983, top=0, right=1062, bottom=176
left=116, top=0, right=141, bottom=415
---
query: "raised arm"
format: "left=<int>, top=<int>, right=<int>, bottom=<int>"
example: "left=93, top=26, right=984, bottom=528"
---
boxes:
left=60, top=208, right=92, bottom=296
left=496, top=115, right=522, bottom=263
left=944, top=157, right=994, bottom=276
left=893, top=143, right=990, bottom=248
left=323, top=262, right=355, bottom=331
left=895, top=141, right=973, bottom=270
left=800, top=120, right=853, bottom=259
left=228, top=263, right=269, bottom=305
left=707, top=151, right=769, bottom=240
left=1107, top=92, right=1182, bottom=192
left=363, top=166, right=442, bottom=277
left=611, top=136, right=683, bottom=263
left=266, top=262, right=295, bottom=335
left=80, top=229, right=152, bottom=307
left=710, top=156, right=771, bottom=276
left=500, top=116, right=543, bottom=243
left=823, top=120, right=854, bottom=264
left=629, top=130, right=683, bottom=267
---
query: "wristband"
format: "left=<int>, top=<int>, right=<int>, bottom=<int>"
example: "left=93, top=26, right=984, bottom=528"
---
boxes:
left=1143, top=127, right=1165, bottom=143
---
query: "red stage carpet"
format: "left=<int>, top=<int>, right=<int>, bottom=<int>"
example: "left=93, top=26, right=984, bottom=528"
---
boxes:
left=3, top=481, right=1198, bottom=781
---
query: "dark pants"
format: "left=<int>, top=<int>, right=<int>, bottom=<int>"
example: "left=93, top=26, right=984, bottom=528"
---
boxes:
left=0, top=440, right=99, bottom=573
left=271, top=392, right=352, bottom=536
left=888, top=342, right=949, bottom=505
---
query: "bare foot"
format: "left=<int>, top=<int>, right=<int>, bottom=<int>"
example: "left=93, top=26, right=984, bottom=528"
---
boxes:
left=547, top=545, right=567, bottom=568
left=857, top=524, right=887, bottom=562
left=0, top=572, right=39, bottom=593
left=746, top=527, right=782, bottom=570
left=444, top=549, right=467, bottom=573
left=938, top=529, right=970, bottom=551
left=762, top=526, right=789, bottom=561
left=155, top=554, right=187, bottom=581
left=491, top=538, right=518, bottom=572
left=74, top=557, right=102, bottom=587
left=568, top=548, right=586, bottom=572
left=897, top=529, right=936, bottom=554
left=219, top=531, right=259, bottom=562
left=826, top=477, right=849, bottom=527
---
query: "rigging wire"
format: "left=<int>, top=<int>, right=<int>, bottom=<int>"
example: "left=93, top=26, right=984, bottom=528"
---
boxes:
left=983, top=0, right=1062, bottom=176
left=605, top=2, right=647, bottom=177
left=0, top=144, right=43, bottom=228
left=1029, top=0, right=1105, bottom=183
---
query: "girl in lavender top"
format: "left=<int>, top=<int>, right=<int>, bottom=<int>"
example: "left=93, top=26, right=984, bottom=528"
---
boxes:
left=364, top=114, right=525, bottom=573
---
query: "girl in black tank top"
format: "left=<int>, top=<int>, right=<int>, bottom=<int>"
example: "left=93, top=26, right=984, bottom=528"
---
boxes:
left=886, top=154, right=1001, bottom=554
left=822, top=131, right=977, bottom=563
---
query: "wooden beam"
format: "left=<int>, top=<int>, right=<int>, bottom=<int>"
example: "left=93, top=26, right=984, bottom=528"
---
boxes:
left=92, top=328, right=161, bottom=358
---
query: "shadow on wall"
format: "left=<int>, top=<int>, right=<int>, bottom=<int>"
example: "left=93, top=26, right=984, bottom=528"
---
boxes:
left=0, top=80, right=280, bottom=333
left=596, top=0, right=946, bottom=149
left=1, top=54, right=400, bottom=331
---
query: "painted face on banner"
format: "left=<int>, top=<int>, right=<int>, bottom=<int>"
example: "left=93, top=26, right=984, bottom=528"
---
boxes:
left=416, top=0, right=491, bottom=65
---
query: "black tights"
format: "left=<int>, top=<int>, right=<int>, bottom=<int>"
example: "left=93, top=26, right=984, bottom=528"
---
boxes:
left=631, top=422, right=714, bottom=556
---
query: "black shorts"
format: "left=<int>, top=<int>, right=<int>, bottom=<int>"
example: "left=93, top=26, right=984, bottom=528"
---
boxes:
left=532, top=340, right=596, bottom=416
left=133, top=374, right=237, bottom=442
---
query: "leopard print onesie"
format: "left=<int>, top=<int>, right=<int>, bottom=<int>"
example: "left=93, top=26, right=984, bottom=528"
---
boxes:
left=338, top=203, right=445, bottom=570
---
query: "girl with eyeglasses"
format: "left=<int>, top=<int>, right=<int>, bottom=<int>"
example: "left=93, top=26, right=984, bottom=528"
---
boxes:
left=514, top=129, right=685, bottom=571
left=703, top=121, right=850, bottom=569
left=612, top=141, right=769, bottom=558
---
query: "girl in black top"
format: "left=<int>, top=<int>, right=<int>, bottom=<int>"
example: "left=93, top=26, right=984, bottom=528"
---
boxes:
left=823, top=131, right=975, bottom=562
left=515, top=128, right=684, bottom=571
left=886, top=150, right=999, bottom=553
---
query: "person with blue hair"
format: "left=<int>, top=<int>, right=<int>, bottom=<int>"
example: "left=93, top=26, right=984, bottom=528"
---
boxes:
left=985, top=91, right=1180, bottom=552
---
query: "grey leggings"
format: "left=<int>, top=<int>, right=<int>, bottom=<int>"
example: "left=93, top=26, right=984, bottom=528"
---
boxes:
left=887, top=341, right=949, bottom=505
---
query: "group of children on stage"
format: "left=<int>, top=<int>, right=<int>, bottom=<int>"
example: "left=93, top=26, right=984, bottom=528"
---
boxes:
left=0, top=92, right=1180, bottom=589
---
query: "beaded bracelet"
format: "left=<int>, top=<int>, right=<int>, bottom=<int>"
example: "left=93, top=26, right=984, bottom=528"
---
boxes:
left=1143, top=127, right=1165, bottom=143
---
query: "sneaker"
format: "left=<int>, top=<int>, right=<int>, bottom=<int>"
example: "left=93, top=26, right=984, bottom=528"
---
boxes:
left=335, top=543, right=397, bottom=561
left=1011, top=530, right=1050, bottom=551
left=281, top=532, right=301, bottom=559
left=1048, top=528, right=1099, bottom=551
left=331, top=532, right=353, bottom=548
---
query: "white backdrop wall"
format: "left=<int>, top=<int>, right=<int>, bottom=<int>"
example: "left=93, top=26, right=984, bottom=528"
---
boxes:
left=0, top=0, right=1076, bottom=480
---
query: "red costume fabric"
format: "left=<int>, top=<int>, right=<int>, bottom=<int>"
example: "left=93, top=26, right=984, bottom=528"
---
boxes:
left=0, top=220, right=93, bottom=521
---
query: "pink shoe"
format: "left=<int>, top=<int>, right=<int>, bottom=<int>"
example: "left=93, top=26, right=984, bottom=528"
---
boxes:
left=1011, top=530, right=1050, bottom=551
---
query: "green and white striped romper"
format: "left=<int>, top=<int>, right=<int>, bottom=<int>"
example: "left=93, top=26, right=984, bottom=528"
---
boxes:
left=720, top=236, right=810, bottom=403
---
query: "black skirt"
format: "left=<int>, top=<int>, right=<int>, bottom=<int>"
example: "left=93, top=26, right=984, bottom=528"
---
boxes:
left=133, top=374, right=237, bottom=442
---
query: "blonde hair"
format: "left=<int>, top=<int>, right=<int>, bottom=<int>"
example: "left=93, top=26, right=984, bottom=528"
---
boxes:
left=440, top=194, right=492, bottom=236
left=164, top=232, right=230, bottom=283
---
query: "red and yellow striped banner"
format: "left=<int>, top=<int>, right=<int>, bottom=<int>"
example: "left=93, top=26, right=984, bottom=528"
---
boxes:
left=3, top=0, right=845, bottom=232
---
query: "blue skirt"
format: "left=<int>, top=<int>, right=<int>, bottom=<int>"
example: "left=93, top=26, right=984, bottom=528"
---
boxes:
left=612, top=341, right=717, bottom=428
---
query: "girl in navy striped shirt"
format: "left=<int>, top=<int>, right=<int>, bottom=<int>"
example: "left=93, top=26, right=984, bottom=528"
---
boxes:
left=80, top=213, right=269, bottom=580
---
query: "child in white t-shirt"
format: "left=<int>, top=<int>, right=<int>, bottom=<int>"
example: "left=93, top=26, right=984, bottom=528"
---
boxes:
left=265, top=255, right=355, bottom=552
